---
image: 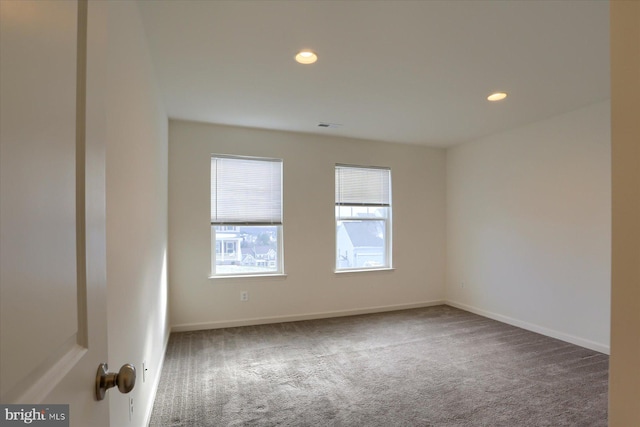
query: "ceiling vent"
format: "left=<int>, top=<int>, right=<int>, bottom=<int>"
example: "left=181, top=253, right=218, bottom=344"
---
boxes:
left=317, top=122, right=342, bottom=128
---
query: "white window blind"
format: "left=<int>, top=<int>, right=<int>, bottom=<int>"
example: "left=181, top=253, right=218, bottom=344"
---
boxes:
left=211, top=156, right=283, bottom=224
left=335, top=165, right=391, bottom=207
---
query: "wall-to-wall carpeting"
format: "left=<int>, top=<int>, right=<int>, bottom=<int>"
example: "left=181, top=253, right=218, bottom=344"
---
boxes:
left=149, top=306, right=608, bottom=426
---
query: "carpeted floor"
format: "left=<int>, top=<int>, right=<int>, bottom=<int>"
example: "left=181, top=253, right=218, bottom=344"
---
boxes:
left=149, top=305, right=608, bottom=426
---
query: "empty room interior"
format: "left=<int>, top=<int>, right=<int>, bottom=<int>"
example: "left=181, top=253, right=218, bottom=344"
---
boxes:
left=1, top=1, right=638, bottom=426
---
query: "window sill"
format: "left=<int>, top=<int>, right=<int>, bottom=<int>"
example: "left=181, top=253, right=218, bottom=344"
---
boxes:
left=334, top=267, right=395, bottom=275
left=209, top=273, right=288, bottom=280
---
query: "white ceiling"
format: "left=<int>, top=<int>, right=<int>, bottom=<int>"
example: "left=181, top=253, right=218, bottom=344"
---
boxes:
left=137, top=0, right=610, bottom=147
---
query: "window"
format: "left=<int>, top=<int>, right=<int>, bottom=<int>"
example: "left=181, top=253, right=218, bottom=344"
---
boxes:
left=211, top=155, right=283, bottom=276
left=225, top=241, right=236, bottom=254
left=335, top=165, right=391, bottom=271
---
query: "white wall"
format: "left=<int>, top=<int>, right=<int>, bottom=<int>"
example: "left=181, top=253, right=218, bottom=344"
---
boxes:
left=105, top=2, right=169, bottom=426
left=609, top=1, right=640, bottom=424
left=446, top=101, right=611, bottom=353
left=169, top=121, right=446, bottom=330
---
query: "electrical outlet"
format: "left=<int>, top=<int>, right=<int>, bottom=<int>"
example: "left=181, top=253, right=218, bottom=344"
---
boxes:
left=129, top=397, right=134, bottom=421
left=240, top=291, right=249, bottom=302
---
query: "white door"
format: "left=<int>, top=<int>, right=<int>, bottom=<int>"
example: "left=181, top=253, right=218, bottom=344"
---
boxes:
left=1, top=1, right=111, bottom=426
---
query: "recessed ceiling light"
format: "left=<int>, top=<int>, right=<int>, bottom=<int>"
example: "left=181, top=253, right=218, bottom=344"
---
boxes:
left=487, top=92, right=508, bottom=101
left=295, top=50, right=317, bottom=65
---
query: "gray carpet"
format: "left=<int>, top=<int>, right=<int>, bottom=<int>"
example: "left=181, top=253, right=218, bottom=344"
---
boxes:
left=149, top=305, right=608, bottom=426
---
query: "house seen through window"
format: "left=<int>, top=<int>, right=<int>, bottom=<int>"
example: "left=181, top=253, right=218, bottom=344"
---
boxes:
left=211, top=155, right=283, bottom=276
left=335, top=164, right=392, bottom=271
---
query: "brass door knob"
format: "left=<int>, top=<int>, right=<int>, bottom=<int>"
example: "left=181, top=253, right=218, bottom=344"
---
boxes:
left=95, top=363, right=136, bottom=401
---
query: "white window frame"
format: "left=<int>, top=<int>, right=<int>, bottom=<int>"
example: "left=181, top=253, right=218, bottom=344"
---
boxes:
left=335, top=164, right=392, bottom=272
left=210, top=155, right=284, bottom=277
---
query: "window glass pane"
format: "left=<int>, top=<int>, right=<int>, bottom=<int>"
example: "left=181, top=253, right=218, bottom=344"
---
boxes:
left=336, top=206, right=389, bottom=219
left=213, top=225, right=280, bottom=275
left=336, top=220, right=387, bottom=269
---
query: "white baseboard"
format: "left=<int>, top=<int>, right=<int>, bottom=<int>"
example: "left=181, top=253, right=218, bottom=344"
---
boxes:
left=446, top=300, right=610, bottom=355
left=144, top=329, right=171, bottom=427
left=171, top=300, right=446, bottom=332
left=170, top=299, right=609, bottom=354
